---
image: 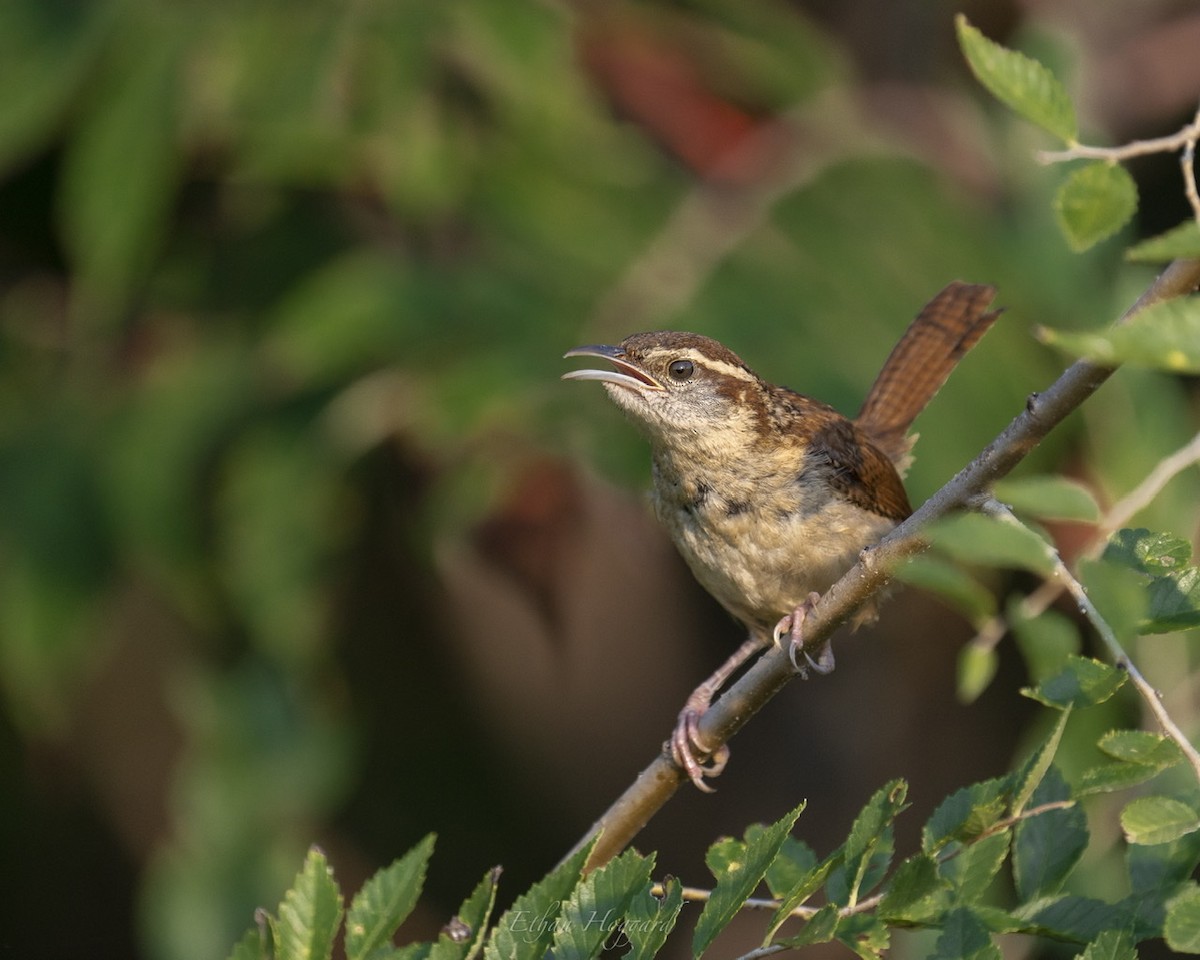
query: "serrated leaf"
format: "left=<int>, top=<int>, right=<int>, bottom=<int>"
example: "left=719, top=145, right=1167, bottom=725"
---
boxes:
left=346, top=834, right=435, bottom=960
left=484, top=838, right=594, bottom=960
left=879, top=854, right=951, bottom=924
left=994, top=476, right=1100, bottom=522
left=429, top=866, right=502, bottom=960
left=1099, top=729, right=1183, bottom=767
left=1012, top=704, right=1071, bottom=816
left=228, top=925, right=269, bottom=960
left=924, top=777, right=1012, bottom=853
left=1166, top=884, right=1200, bottom=953
left=766, top=854, right=840, bottom=940
left=930, top=907, right=1002, bottom=960
left=1128, top=832, right=1200, bottom=894
left=621, top=877, right=683, bottom=960
left=1076, top=929, right=1137, bottom=960
left=1126, top=220, right=1200, bottom=263
left=693, top=802, right=804, bottom=957
left=764, top=836, right=818, bottom=900
left=1078, top=557, right=1147, bottom=644
left=1013, top=767, right=1086, bottom=901
left=928, top=511, right=1056, bottom=577
left=777, top=903, right=840, bottom=949
left=1021, top=655, right=1126, bottom=709
left=827, top=781, right=906, bottom=907
left=1145, top=567, right=1200, bottom=633
left=1122, top=796, right=1200, bottom=845
left=551, top=848, right=654, bottom=960
left=1103, top=528, right=1192, bottom=575
left=1010, top=603, right=1081, bottom=684
left=957, top=644, right=999, bottom=704
left=896, top=555, right=997, bottom=624
left=273, top=848, right=345, bottom=960
left=1075, top=760, right=1167, bottom=797
left=955, top=15, right=1076, bottom=142
left=1040, top=296, right=1200, bottom=372
left=939, top=833, right=1011, bottom=901
left=1053, top=161, right=1138, bottom=252
left=836, top=912, right=890, bottom=959
left=1019, top=894, right=1122, bottom=942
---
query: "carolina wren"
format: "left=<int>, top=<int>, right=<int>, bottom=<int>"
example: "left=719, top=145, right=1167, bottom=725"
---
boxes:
left=563, top=281, right=1001, bottom=790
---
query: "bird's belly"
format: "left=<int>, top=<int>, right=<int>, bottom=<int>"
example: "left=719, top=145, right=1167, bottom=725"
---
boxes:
left=662, top=499, right=896, bottom=634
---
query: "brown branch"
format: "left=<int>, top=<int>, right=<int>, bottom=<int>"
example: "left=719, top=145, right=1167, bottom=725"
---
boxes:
left=567, top=257, right=1200, bottom=873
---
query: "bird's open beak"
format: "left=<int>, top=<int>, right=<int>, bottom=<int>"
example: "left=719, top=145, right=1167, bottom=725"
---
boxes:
left=561, top=345, right=664, bottom=391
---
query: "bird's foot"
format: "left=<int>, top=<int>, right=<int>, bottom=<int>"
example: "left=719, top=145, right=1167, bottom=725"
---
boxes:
left=773, top=592, right=835, bottom=678
left=669, top=690, right=730, bottom=793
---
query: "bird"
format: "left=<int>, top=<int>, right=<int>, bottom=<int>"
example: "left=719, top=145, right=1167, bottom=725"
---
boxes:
left=562, top=281, right=1001, bottom=790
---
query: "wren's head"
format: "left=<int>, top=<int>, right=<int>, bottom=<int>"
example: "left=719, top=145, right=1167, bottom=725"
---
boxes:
left=562, top=332, right=768, bottom=446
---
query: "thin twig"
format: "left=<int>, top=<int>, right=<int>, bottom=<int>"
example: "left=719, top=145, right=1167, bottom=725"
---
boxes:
left=980, top=499, right=1200, bottom=785
left=1037, top=105, right=1200, bottom=165
left=966, top=429, right=1200, bottom=659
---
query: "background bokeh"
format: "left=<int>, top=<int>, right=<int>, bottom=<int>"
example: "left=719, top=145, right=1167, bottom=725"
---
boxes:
left=2, top=1, right=1199, bottom=958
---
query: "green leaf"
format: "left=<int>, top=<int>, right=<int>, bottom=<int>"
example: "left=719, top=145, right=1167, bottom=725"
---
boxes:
left=484, top=837, right=594, bottom=960
left=693, top=802, right=804, bottom=957
left=1128, top=831, right=1200, bottom=894
left=1021, top=655, right=1126, bottom=709
left=1099, top=729, right=1183, bottom=767
left=938, top=833, right=1011, bottom=901
left=621, top=876, right=684, bottom=960
left=1078, top=557, right=1147, bottom=644
left=346, top=834, right=435, bottom=960
left=1145, top=567, right=1200, bottom=633
left=836, top=912, right=890, bottom=959
left=1040, top=296, right=1200, bottom=373
left=924, top=777, right=1011, bottom=853
left=879, top=854, right=951, bottom=924
left=1019, top=895, right=1128, bottom=942
left=272, top=848, right=345, bottom=960
left=1121, top=796, right=1200, bottom=846
left=896, top=555, right=997, bottom=624
left=58, top=16, right=183, bottom=311
left=1012, top=703, right=1071, bottom=816
left=1079, top=727, right=1187, bottom=798
left=777, top=904, right=840, bottom=949
left=429, top=866, right=502, bottom=960
left=957, top=645, right=999, bottom=704
left=1166, top=884, right=1200, bottom=953
left=930, top=907, right=1002, bottom=960
left=1103, top=528, right=1192, bottom=575
left=994, top=476, right=1100, bottom=523
left=827, top=781, right=907, bottom=907
left=927, top=511, right=1056, bottom=577
left=955, top=15, right=1076, bottom=143
left=1126, top=220, right=1200, bottom=263
left=766, top=853, right=840, bottom=940
left=551, top=848, right=654, bottom=960
left=1053, top=162, right=1137, bottom=252
left=1076, top=929, right=1137, bottom=960
left=764, top=837, right=818, bottom=900
left=1012, top=767, right=1086, bottom=901
left=228, top=925, right=269, bottom=960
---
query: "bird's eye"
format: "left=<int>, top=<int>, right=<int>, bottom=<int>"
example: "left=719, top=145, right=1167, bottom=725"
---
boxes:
left=667, top=359, right=695, bottom=381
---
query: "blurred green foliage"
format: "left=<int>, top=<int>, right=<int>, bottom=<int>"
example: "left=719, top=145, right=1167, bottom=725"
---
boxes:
left=1, top=1, right=1198, bottom=959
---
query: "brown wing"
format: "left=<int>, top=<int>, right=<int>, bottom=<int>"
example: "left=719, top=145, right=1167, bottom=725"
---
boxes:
left=856, top=282, right=1001, bottom=463
left=804, top=415, right=912, bottom=522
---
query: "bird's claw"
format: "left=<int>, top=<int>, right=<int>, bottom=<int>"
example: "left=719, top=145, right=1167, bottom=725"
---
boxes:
left=773, top=592, right=835, bottom=678
left=669, top=706, right=730, bottom=792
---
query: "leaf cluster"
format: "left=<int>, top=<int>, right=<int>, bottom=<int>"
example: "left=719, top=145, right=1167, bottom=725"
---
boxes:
left=232, top=684, right=1200, bottom=958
